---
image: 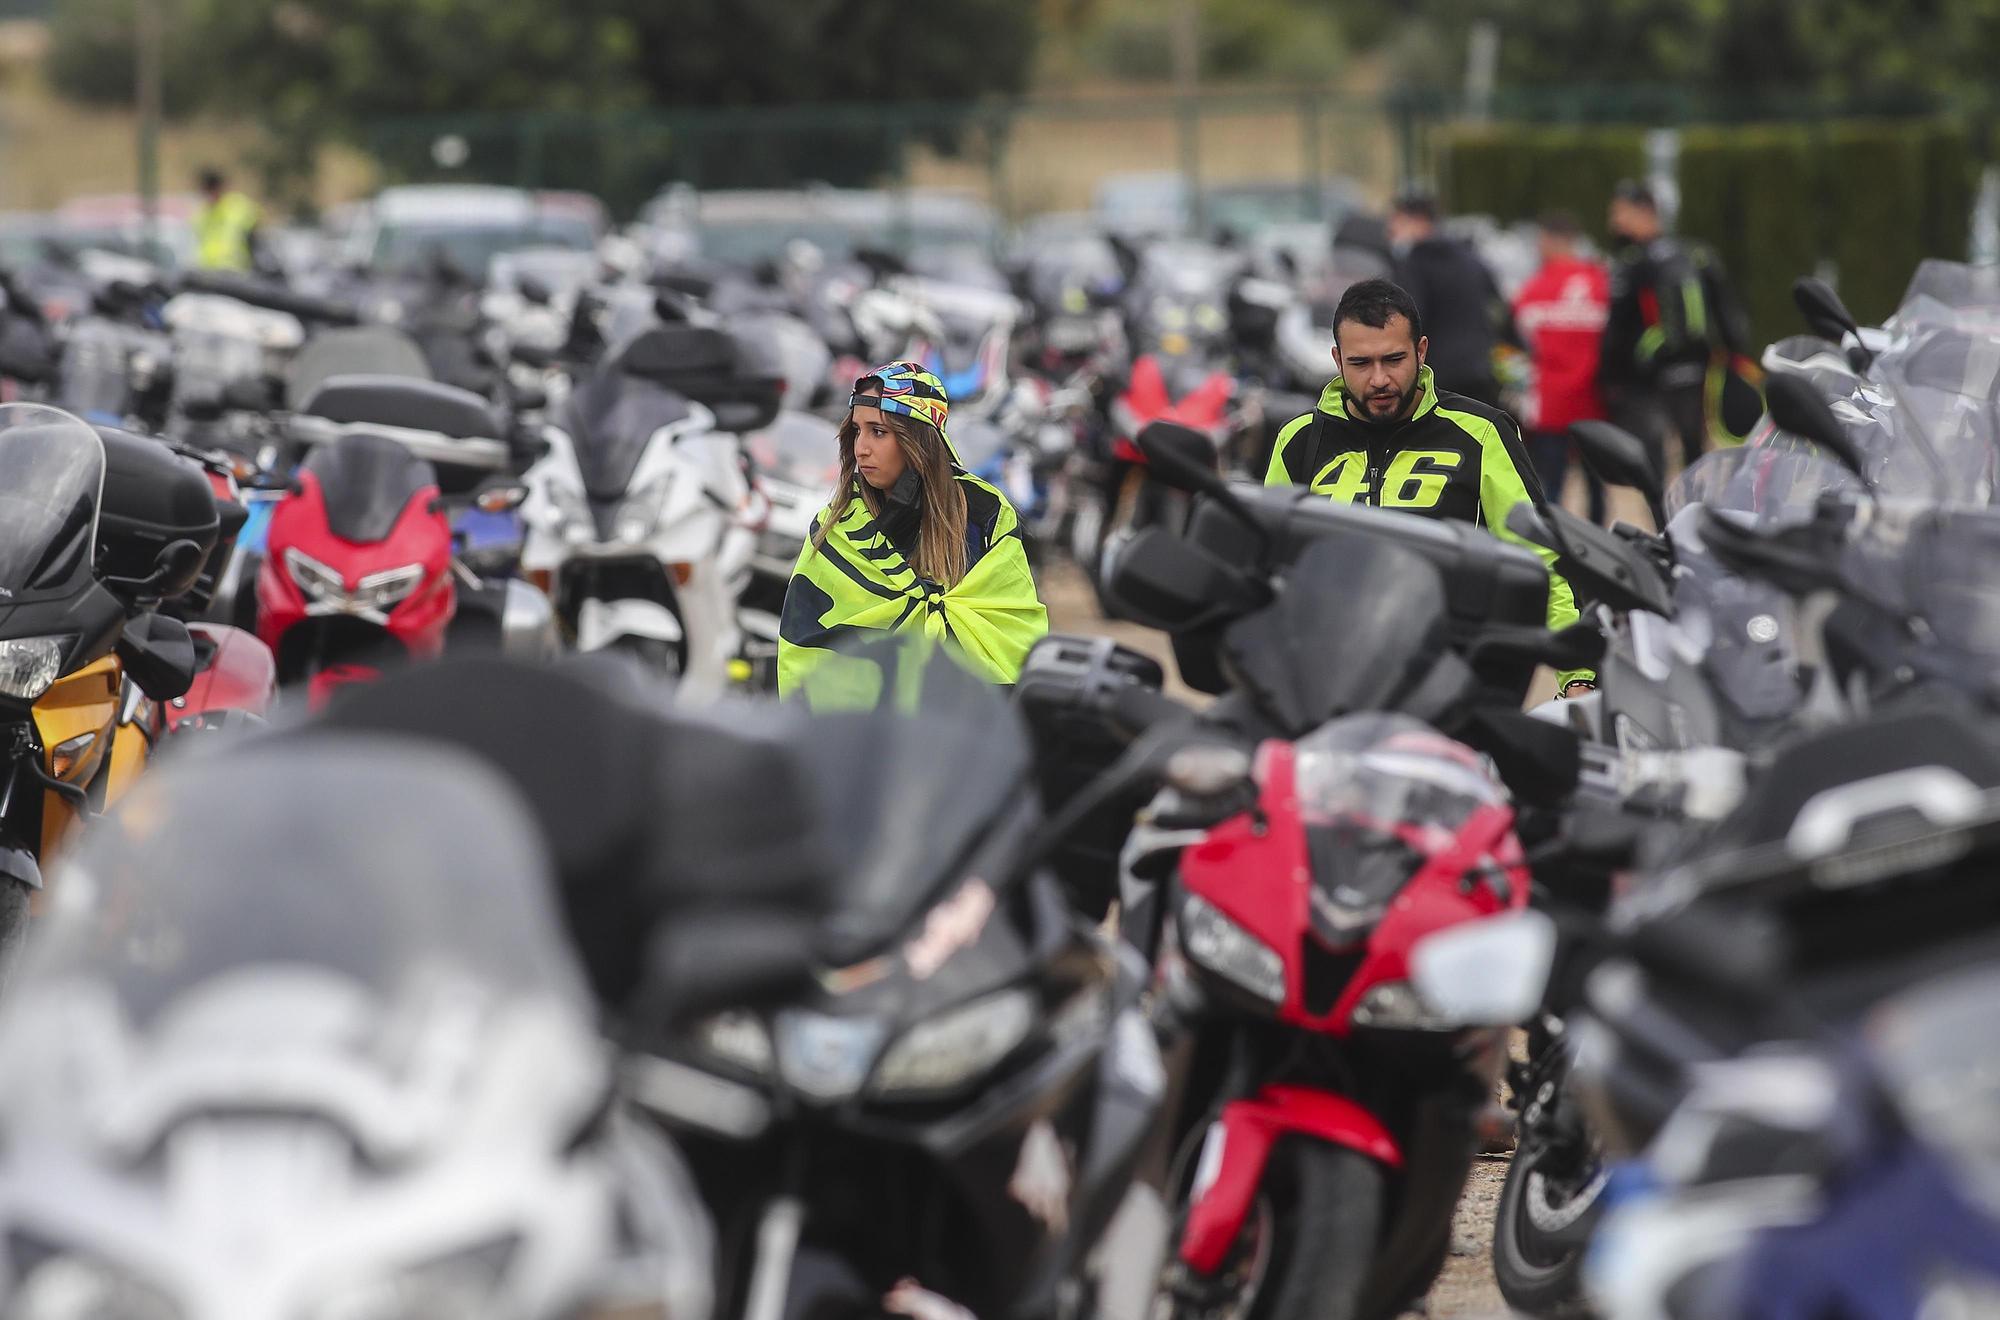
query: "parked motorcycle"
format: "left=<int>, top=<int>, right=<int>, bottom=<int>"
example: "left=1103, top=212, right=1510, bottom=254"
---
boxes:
left=256, top=428, right=456, bottom=706
left=634, top=642, right=1174, bottom=1320
left=520, top=323, right=774, bottom=690
left=0, top=404, right=209, bottom=955
left=0, top=738, right=718, bottom=1320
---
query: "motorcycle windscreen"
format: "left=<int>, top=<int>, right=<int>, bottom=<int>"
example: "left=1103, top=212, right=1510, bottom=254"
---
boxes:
left=565, top=371, right=695, bottom=502
left=1292, top=712, right=1509, bottom=944
left=0, top=737, right=603, bottom=1155
left=795, top=634, right=1035, bottom=960
left=1890, top=259, right=2000, bottom=335
left=1866, top=326, right=2000, bottom=503
left=302, top=430, right=436, bottom=544
left=1221, top=531, right=1452, bottom=737
left=0, top=402, right=105, bottom=601
left=1664, top=441, right=1861, bottom=530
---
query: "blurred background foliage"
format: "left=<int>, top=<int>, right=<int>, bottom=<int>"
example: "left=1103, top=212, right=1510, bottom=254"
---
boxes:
left=25, top=0, right=2000, bottom=332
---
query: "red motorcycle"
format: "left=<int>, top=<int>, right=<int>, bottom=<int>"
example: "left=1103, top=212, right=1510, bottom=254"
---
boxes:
left=1157, top=714, right=1530, bottom=1320
left=255, top=431, right=454, bottom=708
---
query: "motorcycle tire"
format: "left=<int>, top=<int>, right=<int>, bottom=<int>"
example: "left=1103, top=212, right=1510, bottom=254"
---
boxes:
left=1201, top=1138, right=1383, bottom=1320
left=1491, top=1127, right=1599, bottom=1317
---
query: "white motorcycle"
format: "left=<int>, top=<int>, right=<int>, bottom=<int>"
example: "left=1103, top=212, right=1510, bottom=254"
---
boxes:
left=520, top=323, right=768, bottom=693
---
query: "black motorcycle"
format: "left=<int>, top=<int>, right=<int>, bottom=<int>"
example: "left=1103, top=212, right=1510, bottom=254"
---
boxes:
left=630, top=644, right=1173, bottom=1320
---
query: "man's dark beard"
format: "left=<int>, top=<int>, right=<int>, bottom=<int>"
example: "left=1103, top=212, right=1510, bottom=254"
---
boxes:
left=1350, top=375, right=1422, bottom=426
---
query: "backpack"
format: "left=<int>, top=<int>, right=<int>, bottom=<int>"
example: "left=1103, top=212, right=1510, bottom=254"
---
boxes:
left=1638, top=243, right=1723, bottom=366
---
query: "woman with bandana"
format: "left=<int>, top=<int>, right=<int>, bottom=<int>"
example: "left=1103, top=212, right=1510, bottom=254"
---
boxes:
left=778, top=362, right=1047, bottom=701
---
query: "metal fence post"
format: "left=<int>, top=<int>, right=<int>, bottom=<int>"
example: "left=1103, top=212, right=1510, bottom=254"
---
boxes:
left=1301, top=91, right=1323, bottom=215
left=519, top=114, right=546, bottom=190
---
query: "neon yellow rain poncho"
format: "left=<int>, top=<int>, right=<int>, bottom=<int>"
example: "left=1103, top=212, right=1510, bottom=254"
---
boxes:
left=777, top=362, right=1047, bottom=703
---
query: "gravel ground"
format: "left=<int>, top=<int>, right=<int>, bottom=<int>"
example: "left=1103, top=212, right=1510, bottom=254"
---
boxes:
left=1039, top=555, right=1513, bottom=1320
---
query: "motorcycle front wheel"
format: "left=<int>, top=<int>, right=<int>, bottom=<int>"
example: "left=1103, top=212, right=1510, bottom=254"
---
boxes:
left=1492, top=1124, right=1604, bottom=1317
left=1158, top=1138, right=1384, bottom=1320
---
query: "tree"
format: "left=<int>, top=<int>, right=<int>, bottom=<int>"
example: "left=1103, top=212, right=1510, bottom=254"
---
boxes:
left=46, top=0, right=1040, bottom=202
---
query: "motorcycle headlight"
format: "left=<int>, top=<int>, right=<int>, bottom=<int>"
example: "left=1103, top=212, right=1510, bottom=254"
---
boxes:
left=13, top=1254, right=180, bottom=1320
left=0, top=636, right=68, bottom=701
left=350, top=564, right=426, bottom=614
left=1349, top=980, right=1460, bottom=1032
left=1179, top=893, right=1285, bottom=1005
left=614, top=476, right=672, bottom=544
left=870, top=989, right=1037, bottom=1099
left=285, top=547, right=346, bottom=601
left=692, top=1009, right=774, bottom=1076
left=772, top=1010, right=888, bottom=1104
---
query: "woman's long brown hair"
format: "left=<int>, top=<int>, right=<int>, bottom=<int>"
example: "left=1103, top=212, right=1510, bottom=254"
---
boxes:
left=811, top=399, right=969, bottom=587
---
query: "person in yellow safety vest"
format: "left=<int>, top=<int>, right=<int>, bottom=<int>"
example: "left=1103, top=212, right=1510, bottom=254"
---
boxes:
left=193, top=167, right=263, bottom=272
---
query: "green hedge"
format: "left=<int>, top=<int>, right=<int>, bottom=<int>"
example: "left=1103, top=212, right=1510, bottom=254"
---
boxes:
left=1437, top=126, right=1647, bottom=248
left=1436, top=118, right=1974, bottom=343
left=1677, top=124, right=1819, bottom=352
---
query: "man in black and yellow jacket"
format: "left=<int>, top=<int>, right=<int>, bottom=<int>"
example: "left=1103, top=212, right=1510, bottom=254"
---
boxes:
left=1265, top=278, right=1595, bottom=695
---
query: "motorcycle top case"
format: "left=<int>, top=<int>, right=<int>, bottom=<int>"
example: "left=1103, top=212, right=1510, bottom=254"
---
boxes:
left=94, top=425, right=222, bottom=600
left=610, top=325, right=784, bottom=434
left=1015, top=633, right=1166, bottom=919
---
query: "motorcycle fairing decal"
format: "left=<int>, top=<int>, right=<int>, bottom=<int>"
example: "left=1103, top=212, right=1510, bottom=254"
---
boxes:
left=1177, top=1085, right=1403, bottom=1274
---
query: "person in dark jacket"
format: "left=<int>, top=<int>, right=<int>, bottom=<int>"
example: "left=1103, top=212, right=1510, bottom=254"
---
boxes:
left=1388, top=192, right=1507, bottom=405
left=1598, top=179, right=1750, bottom=480
left=1264, top=278, right=1593, bottom=694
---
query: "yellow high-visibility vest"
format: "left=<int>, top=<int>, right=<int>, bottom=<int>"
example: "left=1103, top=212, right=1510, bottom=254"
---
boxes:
left=193, top=192, right=262, bottom=271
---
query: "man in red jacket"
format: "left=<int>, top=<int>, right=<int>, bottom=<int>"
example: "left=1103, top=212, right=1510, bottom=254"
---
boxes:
left=1512, top=211, right=1609, bottom=523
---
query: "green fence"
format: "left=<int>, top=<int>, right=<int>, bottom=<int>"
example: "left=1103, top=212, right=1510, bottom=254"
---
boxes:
left=1432, top=115, right=1976, bottom=341
left=358, top=90, right=1402, bottom=223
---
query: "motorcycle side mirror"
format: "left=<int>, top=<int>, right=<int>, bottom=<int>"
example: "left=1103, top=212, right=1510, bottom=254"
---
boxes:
left=106, top=538, right=209, bottom=604
left=1792, top=276, right=1863, bottom=348
left=1102, top=526, right=1261, bottom=631
left=1133, top=421, right=1220, bottom=494
left=516, top=274, right=554, bottom=307
left=1570, top=420, right=1667, bottom=528
left=1504, top=501, right=1558, bottom=552
left=1409, top=908, right=1558, bottom=1026
left=116, top=611, right=199, bottom=702
left=1133, top=421, right=1271, bottom=552
left=1764, top=371, right=1869, bottom=484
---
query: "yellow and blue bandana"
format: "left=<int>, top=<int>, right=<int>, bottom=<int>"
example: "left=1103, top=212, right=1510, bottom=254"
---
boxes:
left=852, top=361, right=955, bottom=458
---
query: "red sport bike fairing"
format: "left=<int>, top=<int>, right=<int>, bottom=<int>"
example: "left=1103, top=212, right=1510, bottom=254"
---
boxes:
left=255, top=432, right=454, bottom=709
left=1158, top=717, right=1529, bottom=1320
